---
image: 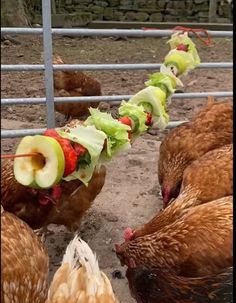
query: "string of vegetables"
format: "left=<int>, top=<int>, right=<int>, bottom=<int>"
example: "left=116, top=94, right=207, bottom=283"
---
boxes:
left=13, top=32, right=200, bottom=190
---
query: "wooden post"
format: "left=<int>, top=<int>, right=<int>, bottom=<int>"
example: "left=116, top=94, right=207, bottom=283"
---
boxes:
left=209, top=0, right=217, bottom=23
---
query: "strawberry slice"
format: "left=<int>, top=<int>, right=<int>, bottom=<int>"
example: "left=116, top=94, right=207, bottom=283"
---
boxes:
left=145, top=112, right=153, bottom=126
left=176, top=43, right=189, bottom=52
left=73, top=142, right=87, bottom=157
left=119, top=116, right=132, bottom=140
left=118, top=116, right=132, bottom=128
left=61, top=141, right=78, bottom=177
left=44, top=129, right=78, bottom=177
left=44, top=129, right=61, bottom=139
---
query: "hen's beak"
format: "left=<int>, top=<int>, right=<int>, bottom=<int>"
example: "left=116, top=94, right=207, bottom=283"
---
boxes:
left=162, top=187, right=171, bottom=208
left=115, top=243, right=126, bottom=266
left=128, top=257, right=137, bottom=269
left=115, top=243, right=121, bottom=253
left=163, top=194, right=171, bottom=208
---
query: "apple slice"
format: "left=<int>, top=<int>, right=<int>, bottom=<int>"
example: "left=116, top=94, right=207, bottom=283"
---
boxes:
left=14, top=135, right=65, bottom=189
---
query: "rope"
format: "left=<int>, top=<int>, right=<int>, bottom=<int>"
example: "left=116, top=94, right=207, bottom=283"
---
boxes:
left=142, top=26, right=212, bottom=46
left=1, top=152, right=39, bottom=159
left=172, top=26, right=212, bottom=46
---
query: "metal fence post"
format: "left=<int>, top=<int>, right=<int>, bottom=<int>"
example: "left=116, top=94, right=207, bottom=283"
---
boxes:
left=42, top=0, right=55, bottom=128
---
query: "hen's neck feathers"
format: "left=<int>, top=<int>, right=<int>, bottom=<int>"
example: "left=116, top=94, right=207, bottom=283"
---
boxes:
left=134, top=186, right=201, bottom=237
left=122, top=196, right=232, bottom=273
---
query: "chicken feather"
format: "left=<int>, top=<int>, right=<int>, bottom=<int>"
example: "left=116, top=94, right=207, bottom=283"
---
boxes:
left=158, top=99, right=233, bottom=207
left=53, top=55, right=101, bottom=121
left=2, top=214, right=118, bottom=303
left=46, top=236, right=119, bottom=303
left=1, top=209, right=49, bottom=303
left=180, top=144, right=233, bottom=202
left=126, top=265, right=233, bottom=303
left=1, top=159, right=106, bottom=231
left=116, top=194, right=232, bottom=277
left=132, top=186, right=202, bottom=239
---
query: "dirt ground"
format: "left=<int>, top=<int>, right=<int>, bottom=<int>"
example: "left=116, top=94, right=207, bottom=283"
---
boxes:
left=1, top=35, right=233, bottom=302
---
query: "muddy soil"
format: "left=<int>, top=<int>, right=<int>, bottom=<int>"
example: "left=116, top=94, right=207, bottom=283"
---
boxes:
left=1, top=35, right=232, bottom=302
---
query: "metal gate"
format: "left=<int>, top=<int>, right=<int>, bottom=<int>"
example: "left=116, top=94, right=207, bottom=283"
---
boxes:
left=1, top=0, right=233, bottom=139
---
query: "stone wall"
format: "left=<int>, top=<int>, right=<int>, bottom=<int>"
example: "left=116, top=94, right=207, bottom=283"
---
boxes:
left=32, top=0, right=232, bottom=27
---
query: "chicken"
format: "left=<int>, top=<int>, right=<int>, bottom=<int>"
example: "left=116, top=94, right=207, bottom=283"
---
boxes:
left=116, top=191, right=233, bottom=277
left=1, top=159, right=106, bottom=231
left=46, top=236, right=119, bottom=303
left=158, top=98, right=233, bottom=207
left=125, top=151, right=232, bottom=240
left=53, top=54, right=102, bottom=121
left=180, top=144, right=233, bottom=203
left=126, top=265, right=233, bottom=303
left=125, top=186, right=202, bottom=241
left=1, top=210, right=118, bottom=303
left=1, top=207, right=49, bottom=303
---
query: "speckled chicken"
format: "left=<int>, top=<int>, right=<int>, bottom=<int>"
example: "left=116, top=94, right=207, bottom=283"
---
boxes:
left=1, top=159, right=106, bottom=231
left=53, top=55, right=102, bottom=121
left=46, top=236, right=119, bottom=303
left=179, top=144, right=233, bottom=203
left=126, top=265, right=233, bottom=303
left=125, top=186, right=203, bottom=241
left=116, top=190, right=233, bottom=277
left=1, top=209, right=118, bottom=303
left=1, top=207, right=49, bottom=303
left=158, top=97, right=233, bottom=207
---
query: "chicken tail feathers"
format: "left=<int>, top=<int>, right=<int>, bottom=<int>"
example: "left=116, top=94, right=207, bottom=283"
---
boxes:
left=62, top=235, right=100, bottom=277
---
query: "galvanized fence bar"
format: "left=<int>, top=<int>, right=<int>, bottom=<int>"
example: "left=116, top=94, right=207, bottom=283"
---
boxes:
left=1, top=62, right=233, bottom=72
left=1, top=2, right=233, bottom=140
left=42, top=0, right=55, bottom=128
left=1, top=28, right=233, bottom=37
left=1, top=128, right=46, bottom=138
left=1, top=91, right=233, bottom=106
left=1, top=120, right=186, bottom=138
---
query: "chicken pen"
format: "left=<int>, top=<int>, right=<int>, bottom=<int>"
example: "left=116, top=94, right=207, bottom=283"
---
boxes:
left=1, top=0, right=233, bottom=138
left=1, top=0, right=233, bottom=302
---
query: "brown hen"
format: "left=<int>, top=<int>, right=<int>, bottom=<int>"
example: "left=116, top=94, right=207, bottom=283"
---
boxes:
left=1, top=159, right=106, bottom=231
left=158, top=98, right=233, bottom=207
left=1, top=210, right=118, bottom=303
left=1, top=207, right=49, bottom=303
left=128, top=186, right=202, bottom=240
left=53, top=54, right=102, bottom=121
left=116, top=192, right=233, bottom=277
left=126, top=265, right=233, bottom=303
left=180, top=144, right=233, bottom=203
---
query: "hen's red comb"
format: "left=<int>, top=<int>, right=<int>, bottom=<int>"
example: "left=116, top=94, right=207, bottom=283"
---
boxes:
left=124, top=227, right=134, bottom=242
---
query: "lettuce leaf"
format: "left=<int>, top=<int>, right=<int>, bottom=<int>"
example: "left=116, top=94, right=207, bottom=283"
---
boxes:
left=119, top=101, right=148, bottom=133
left=128, top=86, right=169, bottom=129
left=164, top=32, right=200, bottom=75
left=57, top=125, right=106, bottom=185
left=84, top=108, right=131, bottom=159
left=164, top=49, right=196, bottom=75
left=167, top=32, right=200, bottom=66
left=145, top=71, right=177, bottom=99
